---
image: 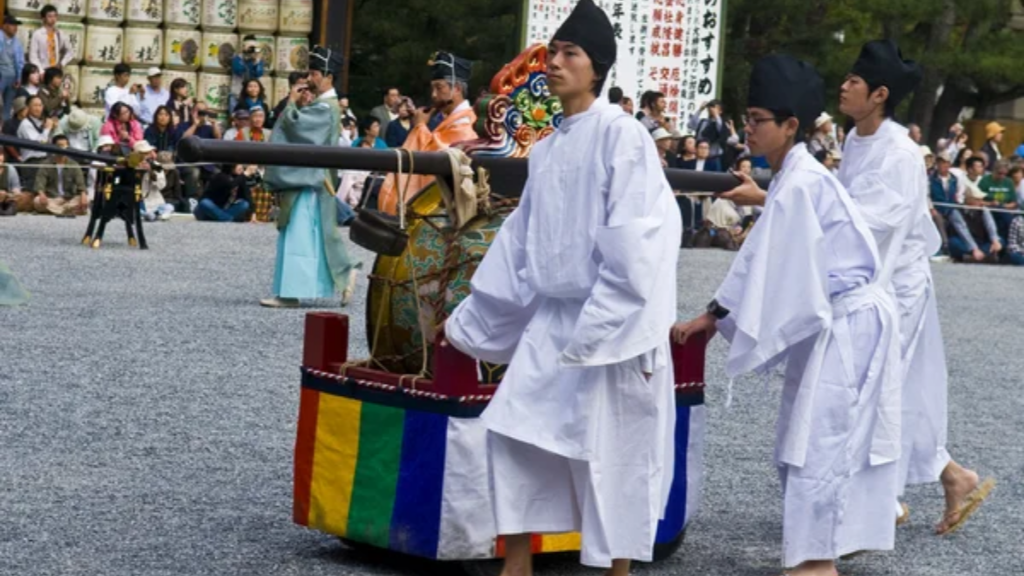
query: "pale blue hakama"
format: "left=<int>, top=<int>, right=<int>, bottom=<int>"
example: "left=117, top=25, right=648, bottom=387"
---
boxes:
left=272, top=190, right=335, bottom=299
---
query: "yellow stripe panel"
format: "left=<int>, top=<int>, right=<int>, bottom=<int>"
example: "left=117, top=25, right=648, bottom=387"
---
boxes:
left=541, top=532, right=582, bottom=552
left=308, top=395, right=362, bottom=536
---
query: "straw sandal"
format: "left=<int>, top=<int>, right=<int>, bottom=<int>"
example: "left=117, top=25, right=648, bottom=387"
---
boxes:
left=936, top=477, right=996, bottom=536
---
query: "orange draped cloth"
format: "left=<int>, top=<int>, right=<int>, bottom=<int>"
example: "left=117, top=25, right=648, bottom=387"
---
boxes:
left=378, top=106, right=477, bottom=215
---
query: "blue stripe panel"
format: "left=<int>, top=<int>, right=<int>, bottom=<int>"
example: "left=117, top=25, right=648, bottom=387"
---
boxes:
left=388, top=409, right=449, bottom=558
left=655, top=404, right=691, bottom=544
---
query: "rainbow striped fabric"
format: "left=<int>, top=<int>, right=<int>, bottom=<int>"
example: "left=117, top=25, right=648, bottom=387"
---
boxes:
left=294, top=370, right=705, bottom=560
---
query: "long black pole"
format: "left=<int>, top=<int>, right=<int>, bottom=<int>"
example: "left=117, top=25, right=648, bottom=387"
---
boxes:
left=0, top=133, right=120, bottom=165
left=176, top=138, right=770, bottom=195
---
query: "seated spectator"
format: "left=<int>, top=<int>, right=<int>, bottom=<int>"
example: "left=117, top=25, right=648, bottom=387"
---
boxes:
left=981, top=122, right=1005, bottom=170
left=154, top=151, right=188, bottom=213
left=222, top=109, right=250, bottom=141
left=959, top=155, right=986, bottom=201
left=269, top=71, right=306, bottom=129
left=14, top=63, right=40, bottom=100
left=143, top=105, right=179, bottom=153
left=239, top=106, right=271, bottom=142
left=930, top=152, right=959, bottom=256
left=17, top=95, right=56, bottom=189
left=58, top=107, right=102, bottom=152
left=38, top=66, right=69, bottom=119
left=680, top=139, right=721, bottom=172
left=4, top=97, right=29, bottom=165
left=193, top=165, right=250, bottom=222
left=947, top=131, right=968, bottom=160
left=1006, top=215, right=1024, bottom=266
left=175, top=102, right=223, bottom=197
left=384, top=97, right=414, bottom=148
left=808, top=112, right=840, bottom=157
left=100, top=102, right=144, bottom=152
left=677, top=135, right=696, bottom=164
left=130, top=141, right=173, bottom=221
left=1010, top=165, right=1024, bottom=206
left=1015, top=139, right=1024, bottom=160
left=620, top=96, right=634, bottom=116
left=949, top=185, right=1002, bottom=263
left=979, top=159, right=1017, bottom=234
left=16, top=134, right=87, bottom=216
left=921, top=146, right=935, bottom=174
left=165, top=78, right=195, bottom=127
left=707, top=157, right=757, bottom=232
left=233, top=78, right=270, bottom=117
left=352, top=116, right=387, bottom=149
left=0, top=150, right=23, bottom=216
left=652, top=128, right=680, bottom=167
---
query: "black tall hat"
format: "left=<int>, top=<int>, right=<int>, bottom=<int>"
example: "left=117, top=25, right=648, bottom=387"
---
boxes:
left=850, top=39, right=922, bottom=108
left=430, top=52, right=472, bottom=85
left=309, top=45, right=344, bottom=76
left=552, top=0, right=617, bottom=72
left=747, top=54, right=824, bottom=134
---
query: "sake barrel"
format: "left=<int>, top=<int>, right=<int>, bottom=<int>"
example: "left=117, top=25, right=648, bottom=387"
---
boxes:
left=274, top=35, right=308, bottom=74
left=272, top=74, right=290, bottom=105
left=164, top=28, right=202, bottom=70
left=278, top=0, right=313, bottom=34
left=248, top=33, right=275, bottom=74
left=82, top=106, right=109, bottom=123
left=55, top=21, right=86, bottom=65
left=84, top=25, right=123, bottom=66
left=86, top=0, right=126, bottom=25
left=62, top=64, right=82, bottom=105
left=161, top=69, right=197, bottom=98
left=126, top=0, right=163, bottom=26
left=15, top=22, right=39, bottom=56
left=164, top=0, right=201, bottom=29
left=197, top=71, right=231, bottom=110
left=124, top=27, right=162, bottom=66
left=202, top=0, right=238, bottom=31
left=14, top=0, right=88, bottom=21
left=201, top=31, right=238, bottom=72
left=238, top=0, right=278, bottom=33
left=79, top=65, right=116, bottom=107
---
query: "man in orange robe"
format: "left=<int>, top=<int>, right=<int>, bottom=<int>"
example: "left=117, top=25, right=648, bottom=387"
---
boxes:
left=378, top=51, right=477, bottom=215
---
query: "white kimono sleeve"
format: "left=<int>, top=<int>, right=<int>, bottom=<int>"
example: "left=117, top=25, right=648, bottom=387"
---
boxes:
left=560, top=122, right=680, bottom=367
left=445, top=189, right=539, bottom=365
left=847, top=148, right=919, bottom=240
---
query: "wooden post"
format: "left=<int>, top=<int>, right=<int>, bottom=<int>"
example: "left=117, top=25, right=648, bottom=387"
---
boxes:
left=302, top=312, right=349, bottom=371
left=312, top=0, right=355, bottom=94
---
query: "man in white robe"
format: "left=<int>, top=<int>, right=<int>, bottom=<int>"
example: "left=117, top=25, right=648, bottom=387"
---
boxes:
left=673, top=55, right=902, bottom=576
left=443, top=1, right=681, bottom=574
left=837, top=40, right=993, bottom=535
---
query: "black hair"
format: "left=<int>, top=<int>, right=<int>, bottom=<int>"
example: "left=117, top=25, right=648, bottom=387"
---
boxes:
left=288, top=71, right=308, bottom=87
left=51, top=134, right=68, bottom=145
left=865, top=80, right=897, bottom=118
left=953, top=148, right=972, bottom=167
left=814, top=149, right=830, bottom=164
left=383, top=86, right=399, bottom=97
left=676, top=135, right=696, bottom=156
left=20, top=63, right=38, bottom=86
left=707, top=99, right=722, bottom=108
left=608, top=86, right=624, bottom=104
left=358, top=115, right=379, bottom=136
left=109, top=101, right=134, bottom=122
left=113, top=63, right=132, bottom=77
left=238, top=78, right=266, bottom=103
left=43, top=66, right=62, bottom=85
left=341, top=117, right=356, bottom=128
left=735, top=156, right=753, bottom=170
left=40, top=4, right=57, bottom=18
left=768, top=108, right=807, bottom=143
left=966, top=156, right=986, bottom=171
left=152, top=105, right=173, bottom=126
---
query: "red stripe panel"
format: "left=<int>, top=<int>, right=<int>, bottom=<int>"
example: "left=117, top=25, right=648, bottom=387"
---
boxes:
left=293, top=387, right=321, bottom=526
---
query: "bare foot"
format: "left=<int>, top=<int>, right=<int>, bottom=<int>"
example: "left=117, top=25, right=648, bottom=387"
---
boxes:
left=936, top=462, right=979, bottom=534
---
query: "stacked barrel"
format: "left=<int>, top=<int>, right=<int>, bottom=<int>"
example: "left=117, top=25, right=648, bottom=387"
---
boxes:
left=8, top=0, right=313, bottom=125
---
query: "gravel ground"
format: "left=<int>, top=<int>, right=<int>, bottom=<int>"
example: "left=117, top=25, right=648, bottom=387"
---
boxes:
left=0, top=215, right=1020, bottom=576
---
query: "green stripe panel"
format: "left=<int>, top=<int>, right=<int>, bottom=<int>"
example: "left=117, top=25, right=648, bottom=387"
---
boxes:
left=346, top=402, right=406, bottom=547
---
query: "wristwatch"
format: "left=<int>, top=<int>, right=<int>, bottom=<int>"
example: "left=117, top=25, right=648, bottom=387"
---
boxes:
left=706, top=299, right=730, bottom=320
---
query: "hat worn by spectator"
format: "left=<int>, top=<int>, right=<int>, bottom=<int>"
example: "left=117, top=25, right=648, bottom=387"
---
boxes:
left=748, top=54, right=824, bottom=134
left=147, top=67, right=162, bottom=78
left=815, top=112, right=832, bottom=129
left=651, top=127, right=675, bottom=142
left=4, top=15, right=22, bottom=26
left=309, top=46, right=344, bottom=77
left=133, top=141, right=156, bottom=154
left=232, top=109, right=251, bottom=120
left=986, top=121, right=1006, bottom=140
left=920, top=145, right=934, bottom=158
left=936, top=151, right=952, bottom=163
left=66, top=108, right=91, bottom=132
left=830, top=149, right=843, bottom=161
left=96, top=135, right=116, bottom=149
left=11, top=96, right=27, bottom=114
left=850, top=39, right=922, bottom=108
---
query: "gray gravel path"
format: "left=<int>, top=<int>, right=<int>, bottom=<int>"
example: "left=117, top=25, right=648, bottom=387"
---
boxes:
left=0, top=215, right=1019, bottom=576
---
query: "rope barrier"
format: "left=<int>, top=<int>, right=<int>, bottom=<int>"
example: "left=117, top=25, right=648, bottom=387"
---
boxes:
left=932, top=201, right=1024, bottom=216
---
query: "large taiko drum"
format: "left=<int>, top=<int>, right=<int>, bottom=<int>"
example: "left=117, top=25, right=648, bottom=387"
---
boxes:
left=366, top=181, right=515, bottom=377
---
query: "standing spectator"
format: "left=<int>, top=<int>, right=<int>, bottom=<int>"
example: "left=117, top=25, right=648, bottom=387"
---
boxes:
left=981, top=121, right=1005, bottom=170
left=339, top=116, right=356, bottom=147
left=105, top=63, right=142, bottom=116
left=0, top=15, right=26, bottom=122
left=1006, top=214, right=1024, bottom=266
left=0, top=150, right=23, bottom=216
left=369, top=87, right=400, bottom=136
left=676, top=139, right=718, bottom=233
left=22, top=134, right=87, bottom=216
left=807, top=112, right=840, bottom=157
left=222, top=109, right=250, bottom=141
left=352, top=116, right=387, bottom=149
left=607, top=86, right=623, bottom=106
left=269, top=71, right=306, bottom=129
left=239, top=107, right=271, bottom=142
left=15, top=63, right=40, bottom=100
left=16, top=95, right=55, bottom=188
left=384, top=96, right=413, bottom=148
left=229, top=35, right=264, bottom=114
left=687, top=99, right=728, bottom=169
left=165, top=78, right=194, bottom=126
left=37, top=66, right=68, bottom=118
left=907, top=123, right=922, bottom=144
left=100, top=102, right=143, bottom=151
left=233, top=78, right=270, bottom=117
left=620, top=96, right=634, bottom=116
left=57, top=107, right=101, bottom=152
left=143, top=105, right=179, bottom=153
left=138, top=67, right=168, bottom=127
left=3, top=97, right=27, bottom=163
left=639, top=90, right=673, bottom=133
left=28, top=5, right=73, bottom=70
left=680, top=139, right=721, bottom=171
left=193, top=166, right=250, bottom=222
left=338, top=94, right=357, bottom=124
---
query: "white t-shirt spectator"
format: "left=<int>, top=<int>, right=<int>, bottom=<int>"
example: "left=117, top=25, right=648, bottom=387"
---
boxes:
left=104, top=85, right=141, bottom=116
